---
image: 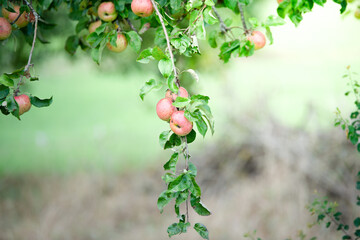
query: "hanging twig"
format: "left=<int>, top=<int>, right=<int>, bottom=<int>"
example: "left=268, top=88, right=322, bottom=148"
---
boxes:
left=14, top=0, right=39, bottom=96
left=238, top=2, right=250, bottom=35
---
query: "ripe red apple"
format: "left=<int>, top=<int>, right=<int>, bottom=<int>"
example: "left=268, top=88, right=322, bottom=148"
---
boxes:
left=0, top=17, right=12, bottom=40
left=106, top=33, right=128, bottom=52
left=156, top=98, right=176, bottom=121
left=277, top=0, right=284, bottom=3
left=14, top=94, right=31, bottom=115
left=355, top=9, right=360, bottom=19
left=170, top=111, right=193, bottom=136
left=89, top=20, right=102, bottom=33
left=165, top=87, right=189, bottom=102
left=131, top=0, right=154, bottom=17
left=247, top=30, right=266, bottom=50
left=7, top=6, right=31, bottom=28
left=98, top=2, right=118, bottom=22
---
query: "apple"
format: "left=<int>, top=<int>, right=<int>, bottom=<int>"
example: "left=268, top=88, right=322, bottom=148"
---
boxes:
left=170, top=111, right=193, bottom=136
left=89, top=20, right=102, bottom=33
left=106, top=33, right=127, bottom=52
left=355, top=9, right=360, bottom=19
left=98, top=2, right=118, bottom=22
left=131, top=0, right=154, bottom=17
left=277, top=0, right=284, bottom=3
left=165, top=87, right=189, bottom=102
left=156, top=98, right=176, bottom=121
left=14, top=94, right=31, bottom=115
left=0, top=17, right=12, bottom=40
left=7, top=6, right=31, bottom=28
left=247, top=30, right=266, bottom=50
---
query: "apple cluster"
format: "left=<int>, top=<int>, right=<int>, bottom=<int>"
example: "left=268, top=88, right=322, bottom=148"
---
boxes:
left=0, top=5, right=34, bottom=41
left=90, top=0, right=154, bottom=53
left=156, top=87, right=193, bottom=136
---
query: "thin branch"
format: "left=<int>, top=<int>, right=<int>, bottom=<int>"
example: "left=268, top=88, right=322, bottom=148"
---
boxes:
left=326, top=213, right=353, bottom=240
left=182, top=136, right=190, bottom=223
left=14, top=0, right=39, bottom=96
left=238, top=3, right=250, bottom=35
left=211, top=6, right=229, bottom=33
left=150, top=0, right=180, bottom=87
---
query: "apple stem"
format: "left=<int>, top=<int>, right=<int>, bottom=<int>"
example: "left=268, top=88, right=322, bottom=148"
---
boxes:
left=150, top=0, right=180, bottom=88
left=238, top=3, right=250, bottom=35
left=14, top=0, right=39, bottom=96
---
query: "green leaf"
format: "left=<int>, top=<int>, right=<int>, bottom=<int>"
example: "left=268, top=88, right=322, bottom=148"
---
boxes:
left=158, top=59, right=173, bottom=78
left=194, top=223, right=209, bottom=240
left=164, top=133, right=182, bottom=149
left=65, top=35, right=79, bottom=55
left=188, top=161, right=197, bottom=177
left=167, top=222, right=190, bottom=237
left=6, top=95, right=19, bottom=119
left=190, top=194, right=211, bottom=216
left=30, top=96, right=53, bottom=108
left=75, top=17, right=89, bottom=33
left=170, top=0, right=182, bottom=11
left=175, top=190, right=189, bottom=207
left=207, top=30, right=218, bottom=48
left=126, top=31, right=142, bottom=53
left=139, top=78, right=162, bottom=100
left=167, top=74, right=179, bottom=94
left=190, top=176, right=201, bottom=197
left=168, top=173, right=192, bottom=193
left=263, top=15, right=286, bottom=26
left=159, top=130, right=171, bottom=149
left=152, top=46, right=168, bottom=60
left=157, top=190, right=173, bottom=213
left=0, top=74, right=14, bottom=87
left=354, top=217, right=360, bottom=227
left=186, top=129, right=196, bottom=144
left=224, top=0, right=238, bottom=11
left=163, top=152, right=179, bottom=173
left=203, top=7, right=218, bottom=25
left=173, top=97, right=191, bottom=108
left=196, top=116, right=208, bottom=137
left=137, top=48, right=154, bottom=63
left=219, top=40, right=240, bottom=63
left=0, top=85, right=9, bottom=100
left=91, top=40, right=106, bottom=65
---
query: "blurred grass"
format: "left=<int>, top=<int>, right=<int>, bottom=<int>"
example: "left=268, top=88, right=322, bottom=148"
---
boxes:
left=0, top=1, right=359, bottom=175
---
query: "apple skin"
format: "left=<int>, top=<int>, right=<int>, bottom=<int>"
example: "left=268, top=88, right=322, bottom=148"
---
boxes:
left=131, top=0, right=154, bottom=17
left=98, top=2, right=118, bottom=22
left=0, top=17, right=12, bottom=40
left=106, top=33, right=128, bottom=52
left=247, top=31, right=266, bottom=50
left=355, top=9, right=360, bottom=19
left=7, top=6, right=31, bottom=28
left=156, top=98, right=176, bottom=121
left=170, top=111, right=193, bottom=136
left=165, top=87, right=189, bottom=102
left=89, top=20, right=102, bottom=33
left=14, top=94, right=31, bottom=116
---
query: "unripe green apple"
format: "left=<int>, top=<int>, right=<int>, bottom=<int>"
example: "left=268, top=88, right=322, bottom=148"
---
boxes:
left=170, top=111, right=193, bottom=136
left=106, top=33, right=128, bottom=52
left=89, top=20, right=102, bottom=33
left=156, top=98, right=176, bottom=121
left=355, top=9, right=360, bottom=19
left=247, top=30, right=266, bottom=50
left=131, top=0, right=154, bottom=17
left=14, top=94, right=31, bottom=115
left=98, top=2, right=118, bottom=22
left=7, top=6, right=31, bottom=28
left=0, top=17, right=12, bottom=40
left=165, top=87, right=189, bottom=102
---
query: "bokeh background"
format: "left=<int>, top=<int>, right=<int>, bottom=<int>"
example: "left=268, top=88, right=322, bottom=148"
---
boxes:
left=1, top=1, right=360, bottom=239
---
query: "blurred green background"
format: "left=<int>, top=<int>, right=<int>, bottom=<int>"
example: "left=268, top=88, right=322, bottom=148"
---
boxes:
left=0, top=1, right=360, bottom=240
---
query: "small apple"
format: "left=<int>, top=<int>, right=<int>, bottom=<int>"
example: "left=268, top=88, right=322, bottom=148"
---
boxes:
left=89, top=20, right=102, bottom=33
left=165, top=87, right=189, bottom=102
left=247, top=30, right=266, bottom=50
left=0, top=17, right=12, bottom=40
left=277, top=0, right=284, bottom=3
left=355, top=9, right=360, bottom=19
left=98, top=2, right=118, bottom=22
left=156, top=98, right=176, bottom=121
left=170, top=111, right=193, bottom=136
left=14, top=94, right=31, bottom=116
left=7, top=6, right=32, bottom=28
left=131, top=0, right=154, bottom=17
left=106, top=33, right=128, bottom=52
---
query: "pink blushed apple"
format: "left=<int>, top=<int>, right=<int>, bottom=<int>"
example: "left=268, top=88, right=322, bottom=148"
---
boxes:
left=247, top=31, right=266, bottom=50
left=14, top=94, right=31, bottom=115
left=170, top=111, right=193, bottom=136
left=98, top=2, right=118, bottom=22
left=156, top=98, right=176, bottom=121
left=106, top=33, right=128, bottom=52
left=89, top=20, right=102, bottom=33
left=7, top=6, right=31, bottom=28
left=131, top=0, right=154, bottom=17
left=0, top=17, right=11, bottom=40
left=165, top=87, right=189, bottom=102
